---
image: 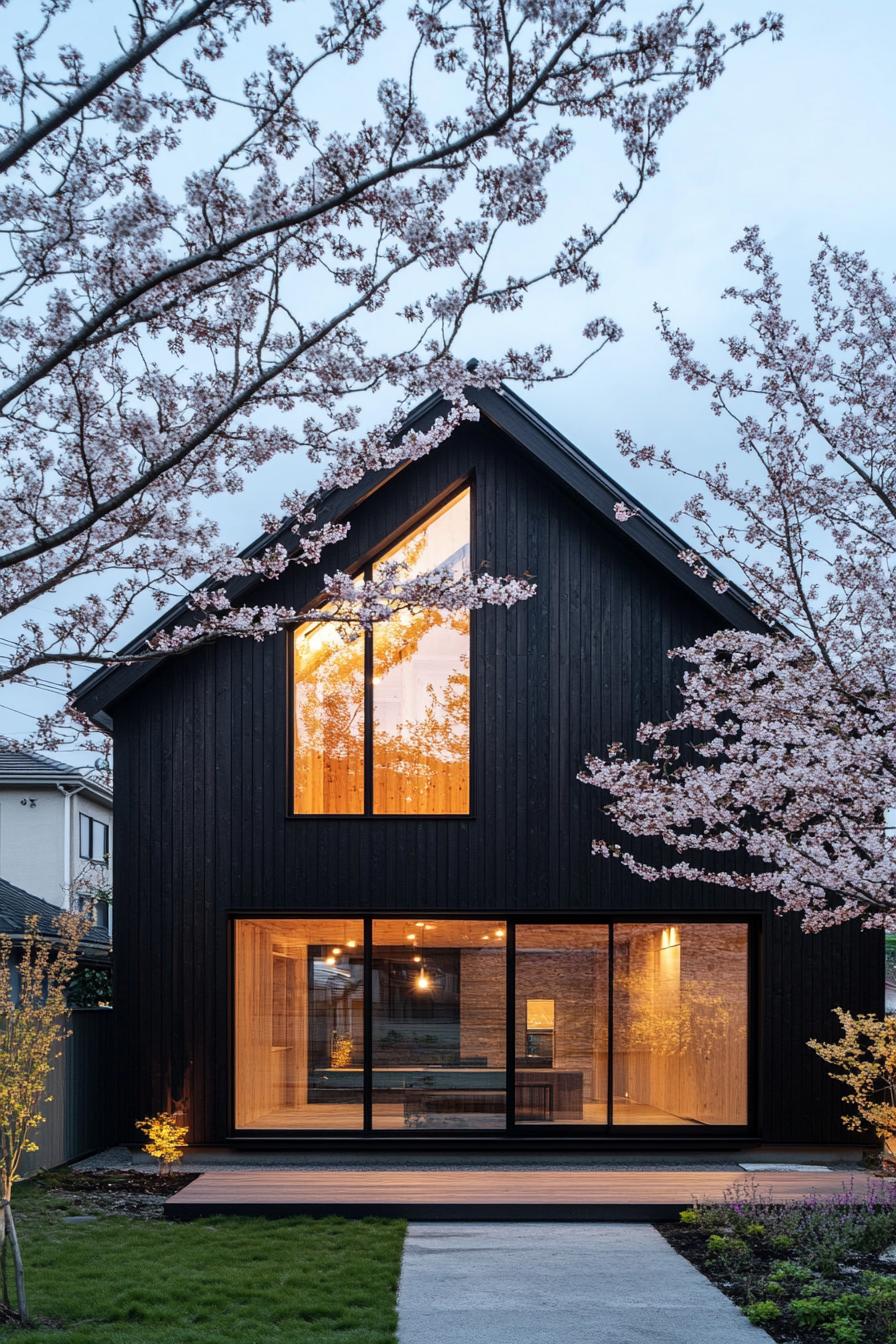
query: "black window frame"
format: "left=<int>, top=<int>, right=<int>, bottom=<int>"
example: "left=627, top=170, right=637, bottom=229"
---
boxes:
left=228, top=911, right=760, bottom=1142
left=79, top=812, right=109, bottom=865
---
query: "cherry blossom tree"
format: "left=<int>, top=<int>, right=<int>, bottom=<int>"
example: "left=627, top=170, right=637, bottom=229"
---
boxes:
left=0, top=0, right=781, bottom=750
left=580, top=229, right=896, bottom=932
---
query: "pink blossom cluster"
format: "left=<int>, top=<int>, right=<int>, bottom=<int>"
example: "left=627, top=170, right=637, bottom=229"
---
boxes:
left=585, top=231, right=896, bottom=930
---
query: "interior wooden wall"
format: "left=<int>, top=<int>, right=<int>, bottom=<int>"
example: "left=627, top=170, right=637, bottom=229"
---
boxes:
left=234, top=920, right=307, bottom=1128
left=614, top=925, right=748, bottom=1124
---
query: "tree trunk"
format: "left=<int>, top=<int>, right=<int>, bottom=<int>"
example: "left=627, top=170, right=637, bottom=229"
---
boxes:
left=0, top=1200, right=7, bottom=1309
left=2, top=1201, right=27, bottom=1324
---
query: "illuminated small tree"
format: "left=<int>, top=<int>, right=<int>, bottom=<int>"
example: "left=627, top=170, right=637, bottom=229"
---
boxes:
left=809, top=1009, right=896, bottom=1166
left=135, top=1112, right=189, bottom=1176
left=0, top=909, right=89, bottom=1324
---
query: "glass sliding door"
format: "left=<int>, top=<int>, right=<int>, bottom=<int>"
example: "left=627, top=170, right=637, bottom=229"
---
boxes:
left=371, top=918, right=506, bottom=1129
left=232, top=916, right=750, bottom=1134
left=612, top=923, right=749, bottom=1126
left=514, top=925, right=609, bottom=1125
left=234, top=919, right=364, bottom=1129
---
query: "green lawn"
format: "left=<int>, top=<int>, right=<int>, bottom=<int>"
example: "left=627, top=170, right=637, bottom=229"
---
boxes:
left=2, top=1178, right=405, bottom=1343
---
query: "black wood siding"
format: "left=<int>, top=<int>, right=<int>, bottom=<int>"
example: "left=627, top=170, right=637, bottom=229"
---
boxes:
left=111, top=418, right=882, bottom=1145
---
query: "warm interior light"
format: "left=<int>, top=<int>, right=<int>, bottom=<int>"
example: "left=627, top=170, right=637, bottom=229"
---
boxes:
left=495, top=928, right=505, bottom=938
left=406, top=933, right=416, bottom=941
left=331, top=946, right=342, bottom=956
left=661, top=926, right=680, bottom=950
left=324, top=954, right=337, bottom=966
left=346, top=939, right=357, bottom=949
left=412, top=955, right=422, bottom=963
left=414, top=969, right=431, bottom=991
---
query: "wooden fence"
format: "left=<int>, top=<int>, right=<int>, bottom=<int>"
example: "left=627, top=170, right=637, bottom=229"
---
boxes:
left=20, top=1008, right=117, bottom=1176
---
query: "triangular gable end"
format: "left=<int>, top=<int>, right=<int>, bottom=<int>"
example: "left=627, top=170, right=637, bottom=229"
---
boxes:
left=72, top=384, right=763, bottom=728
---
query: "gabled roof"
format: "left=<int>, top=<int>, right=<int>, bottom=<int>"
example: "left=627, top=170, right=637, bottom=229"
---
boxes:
left=0, top=742, right=112, bottom=805
left=0, top=875, right=111, bottom=958
left=73, top=384, right=765, bottom=728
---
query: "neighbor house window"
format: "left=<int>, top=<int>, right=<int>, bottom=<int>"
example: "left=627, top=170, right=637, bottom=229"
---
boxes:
left=79, top=813, right=109, bottom=864
left=292, top=487, right=471, bottom=815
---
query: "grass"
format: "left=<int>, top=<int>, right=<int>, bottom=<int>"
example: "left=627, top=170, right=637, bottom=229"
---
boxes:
left=1, top=1175, right=405, bottom=1342
left=663, top=1179, right=896, bottom=1344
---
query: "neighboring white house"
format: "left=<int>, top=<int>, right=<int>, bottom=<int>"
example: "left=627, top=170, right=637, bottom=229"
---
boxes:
left=0, top=743, right=112, bottom=924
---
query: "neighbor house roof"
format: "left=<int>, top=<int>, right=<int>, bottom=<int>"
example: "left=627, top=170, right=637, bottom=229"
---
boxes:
left=0, top=875, right=111, bottom=959
left=72, top=383, right=766, bottom=729
left=0, top=742, right=112, bottom=806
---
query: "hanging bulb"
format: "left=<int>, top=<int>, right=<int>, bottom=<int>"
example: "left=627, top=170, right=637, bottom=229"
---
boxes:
left=331, top=946, right=343, bottom=956
left=346, top=939, right=357, bottom=949
left=406, top=933, right=416, bottom=941
left=415, top=968, right=431, bottom=991
left=495, top=928, right=505, bottom=939
left=412, top=955, right=422, bottom=964
left=324, top=954, right=337, bottom=967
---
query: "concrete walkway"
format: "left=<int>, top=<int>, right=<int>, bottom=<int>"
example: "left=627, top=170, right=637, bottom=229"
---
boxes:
left=397, top=1222, right=772, bottom=1344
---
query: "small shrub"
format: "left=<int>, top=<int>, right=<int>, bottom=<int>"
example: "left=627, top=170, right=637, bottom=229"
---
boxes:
left=745, top=1221, right=766, bottom=1239
left=808, top=1010, right=896, bottom=1153
left=135, top=1111, right=189, bottom=1175
left=791, top=1296, right=840, bottom=1328
left=678, top=1208, right=698, bottom=1226
left=706, top=1233, right=749, bottom=1265
left=769, top=1259, right=815, bottom=1284
left=770, top=1232, right=794, bottom=1253
left=824, top=1319, right=864, bottom=1344
left=792, top=1292, right=865, bottom=1330
left=745, top=1300, right=781, bottom=1326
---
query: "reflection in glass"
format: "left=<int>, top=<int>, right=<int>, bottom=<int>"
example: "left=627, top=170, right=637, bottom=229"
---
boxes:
left=234, top=919, right=364, bottom=1129
left=293, top=609, right=364, bottom=814
left=371, top=918, right=506, bottom=1129
left=515, top=925, right=609, bottom=1125
left=613, top=923, right=749, bottom=1126
left=373, top=490, right=470, bottom=814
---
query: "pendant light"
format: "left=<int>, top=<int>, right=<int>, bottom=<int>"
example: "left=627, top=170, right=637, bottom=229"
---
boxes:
left=330, top=921, right=352, bottom=959
left=413, top=923, right=431, bottom=991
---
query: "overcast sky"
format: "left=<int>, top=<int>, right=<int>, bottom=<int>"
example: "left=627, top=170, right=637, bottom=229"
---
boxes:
left=2, top=0, right=894, bottom=766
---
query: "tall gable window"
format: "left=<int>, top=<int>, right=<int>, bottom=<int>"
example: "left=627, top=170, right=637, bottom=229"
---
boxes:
left=293, top=487, right=471, bottom=815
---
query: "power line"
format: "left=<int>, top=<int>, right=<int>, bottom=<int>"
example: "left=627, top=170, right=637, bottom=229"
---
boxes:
left=0, top=702, right=43, bottom=720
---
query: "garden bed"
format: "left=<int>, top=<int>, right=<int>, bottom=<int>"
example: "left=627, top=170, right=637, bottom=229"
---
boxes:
left=21, top=1166, right=196, bottom=1218
left=661, top=1179, right=896, bottom=1344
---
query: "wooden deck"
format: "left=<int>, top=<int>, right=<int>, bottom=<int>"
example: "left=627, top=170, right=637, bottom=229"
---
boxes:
left=164, top=1167, right=889, bottom=1222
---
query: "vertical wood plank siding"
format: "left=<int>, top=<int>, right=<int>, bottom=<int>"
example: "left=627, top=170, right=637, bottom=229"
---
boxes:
left=110, top=419, right=882, bottom=1145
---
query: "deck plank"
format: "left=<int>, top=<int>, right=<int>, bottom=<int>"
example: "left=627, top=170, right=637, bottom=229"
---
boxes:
left=164, top=1168, right=888, bottom=1222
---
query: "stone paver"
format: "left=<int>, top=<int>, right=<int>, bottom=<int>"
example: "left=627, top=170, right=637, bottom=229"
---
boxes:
left=397, top=1222, right=772, bottom=1344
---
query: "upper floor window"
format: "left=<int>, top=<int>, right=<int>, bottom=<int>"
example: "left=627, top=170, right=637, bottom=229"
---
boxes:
left=293, top=487, right=471, bottom=815
left=79, top=812, right=109, bottom=864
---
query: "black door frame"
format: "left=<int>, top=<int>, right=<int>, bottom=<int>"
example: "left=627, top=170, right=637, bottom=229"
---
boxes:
left=227, top=910, right=761, bottom=1143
